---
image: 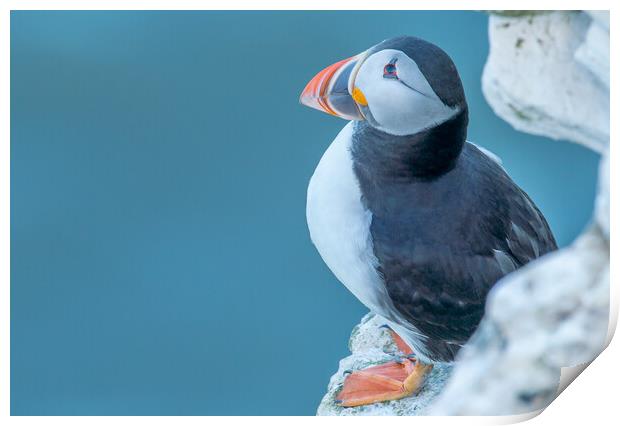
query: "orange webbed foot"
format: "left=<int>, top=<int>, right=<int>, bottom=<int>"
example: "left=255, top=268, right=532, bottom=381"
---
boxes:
left=336, top=359, right=432, bottom=407
left=335, top=327, right=432, bottom=407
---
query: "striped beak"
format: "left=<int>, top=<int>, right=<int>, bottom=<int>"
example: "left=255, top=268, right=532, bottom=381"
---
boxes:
left=299, top=52, right=368, bottom=121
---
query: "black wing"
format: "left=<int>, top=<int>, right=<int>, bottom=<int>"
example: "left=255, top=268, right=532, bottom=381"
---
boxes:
left=372, top=145, right=557, bottom=361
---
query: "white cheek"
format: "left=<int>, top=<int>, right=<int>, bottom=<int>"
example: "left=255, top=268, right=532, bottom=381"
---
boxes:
left=363, top=80, right=457, bottom=136
left=365, top=80, right=411, bottom=125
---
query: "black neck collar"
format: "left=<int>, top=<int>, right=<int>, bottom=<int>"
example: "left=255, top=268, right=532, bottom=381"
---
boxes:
left=351, top=108, right=468, bottom=182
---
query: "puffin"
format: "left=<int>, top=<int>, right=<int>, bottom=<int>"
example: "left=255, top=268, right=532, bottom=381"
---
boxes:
left=300, top=36, right=557, bottom=407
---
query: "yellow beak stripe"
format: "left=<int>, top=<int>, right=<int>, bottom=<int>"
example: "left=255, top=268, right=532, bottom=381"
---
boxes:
left=352, top=87, right=368, bottom=107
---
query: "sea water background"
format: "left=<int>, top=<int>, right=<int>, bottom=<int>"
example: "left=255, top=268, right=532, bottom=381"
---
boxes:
left=11, top=11, right=600, bottom=415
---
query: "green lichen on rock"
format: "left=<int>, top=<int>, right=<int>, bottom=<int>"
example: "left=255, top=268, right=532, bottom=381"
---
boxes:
left=508, top=103, right=533, bottom=121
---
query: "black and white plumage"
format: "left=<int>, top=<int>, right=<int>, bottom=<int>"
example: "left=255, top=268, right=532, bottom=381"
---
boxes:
left=302, top=36, right=557, bottom=364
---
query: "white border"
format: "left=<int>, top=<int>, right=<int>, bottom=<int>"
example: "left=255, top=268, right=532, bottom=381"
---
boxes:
left=2, top=1, right=616, bottom=424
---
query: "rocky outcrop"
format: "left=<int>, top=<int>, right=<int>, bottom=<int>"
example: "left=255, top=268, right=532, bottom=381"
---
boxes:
left=481, top=11, right=609, bottom=153
left=317, top=10, right=610, bottom=416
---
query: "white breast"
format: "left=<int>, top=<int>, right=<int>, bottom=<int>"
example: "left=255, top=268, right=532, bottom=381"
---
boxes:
left=306, top=122, right=433, bottom=362
left=306, top=122, right=390, bottom=315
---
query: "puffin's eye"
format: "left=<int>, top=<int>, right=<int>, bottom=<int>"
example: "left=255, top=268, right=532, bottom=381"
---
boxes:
left=383, top=62, right=398, bottom=79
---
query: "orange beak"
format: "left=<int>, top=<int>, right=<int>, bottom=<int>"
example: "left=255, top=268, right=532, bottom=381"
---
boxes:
left=299, top=53, right=367, bottom=121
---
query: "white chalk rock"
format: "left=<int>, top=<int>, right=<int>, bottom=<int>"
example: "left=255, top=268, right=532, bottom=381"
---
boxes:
left=595, top=149, right=609, bottom=240
left=482, top=11, right=609, bottom=152
left=575, top=11, right=610, bottom=88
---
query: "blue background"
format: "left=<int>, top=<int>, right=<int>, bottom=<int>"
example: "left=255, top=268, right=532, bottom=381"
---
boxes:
left=11, top=11, right=600, bottom=415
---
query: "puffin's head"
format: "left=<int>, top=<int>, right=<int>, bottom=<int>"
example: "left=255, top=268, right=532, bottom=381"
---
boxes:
left=300, top=36, right=466, bottom=136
